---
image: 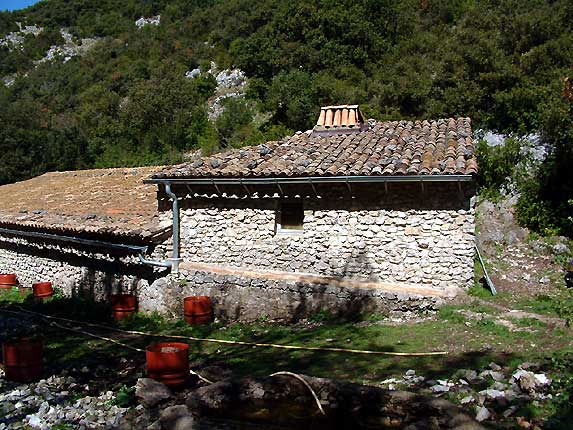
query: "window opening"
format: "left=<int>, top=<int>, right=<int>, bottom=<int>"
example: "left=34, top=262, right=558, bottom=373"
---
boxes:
left=276, top=201, right=304, bottom=233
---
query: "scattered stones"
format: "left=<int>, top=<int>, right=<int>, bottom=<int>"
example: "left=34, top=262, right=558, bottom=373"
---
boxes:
left=475, top=406, right=491, bottom=422
left=0, top=374, right=128, bottom=430
left=512, top=370, right=551, bottom=394
left=0, top=360, right=558, bottom=429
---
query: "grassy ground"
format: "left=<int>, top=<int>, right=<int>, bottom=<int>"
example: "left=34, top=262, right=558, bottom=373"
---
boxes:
left=2, top=223, right=573, bottom=429
left=1, top=284, right=573, bottom=429
left=1, top=290, right=570, bottom=382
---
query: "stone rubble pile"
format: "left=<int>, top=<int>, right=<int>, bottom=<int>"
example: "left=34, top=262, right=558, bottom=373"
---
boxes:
left=0, top=373, right=127, bottom=430
left=379, top=362, right=552, bottom=424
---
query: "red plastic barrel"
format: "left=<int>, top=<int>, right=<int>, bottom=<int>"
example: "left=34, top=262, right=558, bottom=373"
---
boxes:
left=184, top=296, right=212, bottom=325
left=32, top=282, right=54, bottom=299
left=146, top=342, right=189, bottom=388
left=0, top=273, right=17, bottom=289
left=111, top=294, right=137, bottom=320
left=2, top=338, right=43, bottom=382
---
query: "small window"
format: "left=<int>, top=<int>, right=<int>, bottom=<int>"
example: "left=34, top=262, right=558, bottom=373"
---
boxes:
left=276, top=201, right=304, bottom=233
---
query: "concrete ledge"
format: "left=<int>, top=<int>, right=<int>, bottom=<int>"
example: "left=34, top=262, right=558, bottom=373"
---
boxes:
left=179, top=261, right=459, bottom=298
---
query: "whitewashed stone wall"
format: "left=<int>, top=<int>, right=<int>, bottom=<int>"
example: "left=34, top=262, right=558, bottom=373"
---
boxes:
left=176, top=182, right=475, bottom=292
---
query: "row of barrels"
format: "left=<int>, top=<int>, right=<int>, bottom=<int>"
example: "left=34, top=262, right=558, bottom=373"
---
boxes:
left=3, top=337, right=192, bottom=388
left=1, top=272, right=211, bottom=387
left=0, top=273, right=54, bottom=299
left=111, top=294, right=212, bottom=325
left=1, top=274, right=52, bottom=382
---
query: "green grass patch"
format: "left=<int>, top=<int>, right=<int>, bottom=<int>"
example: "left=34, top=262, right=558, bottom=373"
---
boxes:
left=475, top=318, right=511, bottom=336
left=0, top=287, right=29, bottom=303
left=437, top=305, right=466, bottom=324
left=468, top=282, right=494, bottom=299
left=511, top=317, right=547, bottom=328
left=2, top=296, right=572, bottom=388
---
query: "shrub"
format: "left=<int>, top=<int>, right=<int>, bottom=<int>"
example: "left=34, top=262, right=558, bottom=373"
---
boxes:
left=476, top=137, right=524, bottom=200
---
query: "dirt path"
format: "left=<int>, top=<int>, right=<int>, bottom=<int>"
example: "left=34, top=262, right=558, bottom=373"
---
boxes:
left=472, top=296, right=567, bottom=327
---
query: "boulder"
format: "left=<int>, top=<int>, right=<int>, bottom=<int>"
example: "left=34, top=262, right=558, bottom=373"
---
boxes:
left=160, top=405, right=195, bottom=430
left=187, top=374, right=486, bottom=429
left=135, top=378, right=172, bottom=407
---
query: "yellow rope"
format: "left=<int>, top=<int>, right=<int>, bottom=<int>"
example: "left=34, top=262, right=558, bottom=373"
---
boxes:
left=270, top=371, right=326, bottom=415
left=6, top=306, right=448, bottom=357
left=50, top=320, right=145, bottom=352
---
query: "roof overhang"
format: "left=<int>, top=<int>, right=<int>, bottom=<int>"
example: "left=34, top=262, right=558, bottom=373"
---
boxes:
left=144, top=174, right=475, bottom=186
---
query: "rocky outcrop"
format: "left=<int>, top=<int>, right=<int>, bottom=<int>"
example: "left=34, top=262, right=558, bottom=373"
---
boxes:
left=185, top=62, right=248, bottom=120
left=186, top=374, right=485, bottom=430
left=0, top=22, right=43, bottom=51
left=135, top=16, right=161, bottom=28
left=34, top=29, right=99, bottom=65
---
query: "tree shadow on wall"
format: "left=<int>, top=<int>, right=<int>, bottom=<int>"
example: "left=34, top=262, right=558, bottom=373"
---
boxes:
left=289, top=246, right=381, bottom=322
left=0, top=239, right=166, bottom=303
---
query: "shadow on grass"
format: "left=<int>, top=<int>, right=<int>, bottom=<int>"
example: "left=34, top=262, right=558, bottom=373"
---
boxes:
left=2, top=295, right=572, bottom=429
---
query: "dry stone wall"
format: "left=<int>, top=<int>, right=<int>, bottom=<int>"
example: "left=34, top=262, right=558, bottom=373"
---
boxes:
left=177, top=182, right=476, bottom=293
left=0, top=234, right=163, bottom=301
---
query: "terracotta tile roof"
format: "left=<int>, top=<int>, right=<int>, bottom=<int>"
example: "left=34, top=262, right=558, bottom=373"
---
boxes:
left=0, top=166, right=167, bottom=241
left=153, top=117, right=477, bottom=180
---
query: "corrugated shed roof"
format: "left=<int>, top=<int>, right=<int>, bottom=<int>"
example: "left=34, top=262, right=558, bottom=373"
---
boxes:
left=0, top=166, right=167, bottom=241
left=153, top=117, right=477, bottom=179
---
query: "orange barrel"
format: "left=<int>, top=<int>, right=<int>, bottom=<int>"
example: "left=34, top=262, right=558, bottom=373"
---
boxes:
left=2, top=338, right=43, bottom=382
left=32, top=282, right=54, bottom=299
left=0, top=273, right=17, bottom=289
left=111, top=294, right=137, bottom=320
left=146, top=342, right=189, bottom=388
left=183, top=296, right=212, bottom=325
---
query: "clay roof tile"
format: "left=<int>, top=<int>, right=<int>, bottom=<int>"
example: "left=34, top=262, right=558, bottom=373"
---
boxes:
left=152, top=117, right=476, bottom=180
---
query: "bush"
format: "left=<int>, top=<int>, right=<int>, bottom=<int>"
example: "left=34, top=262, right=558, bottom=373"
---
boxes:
left=476, top=136, right=524, bottom=200
left=516, top=80, right=573, bottom=237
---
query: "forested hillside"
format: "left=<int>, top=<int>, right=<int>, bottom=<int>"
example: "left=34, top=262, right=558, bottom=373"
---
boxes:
left=0, top=0, right=572, bottom=234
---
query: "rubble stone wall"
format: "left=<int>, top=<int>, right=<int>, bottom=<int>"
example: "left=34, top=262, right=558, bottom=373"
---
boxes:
left=177, top=182, right=476, bottom=292
left=0, top=234, right=164, bottom=301
left=141, top=269, right=445, bottom=322
left=0, top=181, right=476, bottom=321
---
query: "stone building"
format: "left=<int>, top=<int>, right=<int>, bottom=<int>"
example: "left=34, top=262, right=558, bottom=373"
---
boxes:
left=0, top=167, right=172, bottom=310
left=0, top=106, right=477, bottom=321
left=147, top=106, right=478, bottom=320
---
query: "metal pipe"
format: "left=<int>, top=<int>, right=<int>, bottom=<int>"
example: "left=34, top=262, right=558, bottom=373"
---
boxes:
left=475, top=243, right=497, bottom=295
left=138, top=254, right=172, bottom=268
left=144, top=174, right=474, bottom=186
left=164, top=183, right=180, bottom=260
left=132, top=182, right=182, bottom=272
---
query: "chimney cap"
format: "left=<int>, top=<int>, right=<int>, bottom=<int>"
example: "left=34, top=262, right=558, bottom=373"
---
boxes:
left=313, top=104, right=368, bottom=136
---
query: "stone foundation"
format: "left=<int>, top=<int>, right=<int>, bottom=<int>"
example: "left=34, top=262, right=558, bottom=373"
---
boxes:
left=138, top=263, right=451, bottom=322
